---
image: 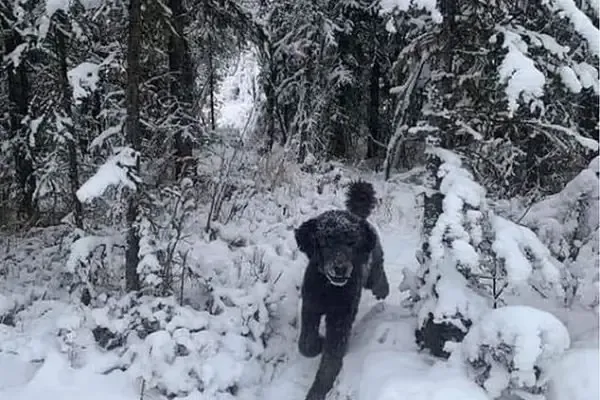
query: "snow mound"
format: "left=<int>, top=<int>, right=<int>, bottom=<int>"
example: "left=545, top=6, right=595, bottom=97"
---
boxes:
left=453, top=305, right=571, bottom=399
left=359, top=351, right=488, bottom=400
left=546, top=348, right=599, bottom=400
left=0, top=350, right=136, bottom=400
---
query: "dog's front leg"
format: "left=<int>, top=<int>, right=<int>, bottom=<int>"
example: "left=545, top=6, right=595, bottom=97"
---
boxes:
left=365, top=237, right=389, bottom=300
left=305, top=312, right=352, bottom=400
left=299, top=299, right=324, bottom=358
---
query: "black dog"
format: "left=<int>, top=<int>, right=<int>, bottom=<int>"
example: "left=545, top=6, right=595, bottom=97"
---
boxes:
left=295, top=180, right=390, bottom=400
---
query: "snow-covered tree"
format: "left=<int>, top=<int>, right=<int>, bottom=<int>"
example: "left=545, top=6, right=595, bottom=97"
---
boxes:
left=497, top=156, right=600, bottom=309
left=382, top=0, right=598, bottom=195
left=1, top=0, right=37, bottom=220
left=255, top=0, right=397, bottom=163
left=407, top=145, right=566, bottom=358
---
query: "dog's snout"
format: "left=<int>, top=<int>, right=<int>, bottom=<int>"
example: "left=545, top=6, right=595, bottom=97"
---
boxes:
left=334, top=266, right=346, bottom=276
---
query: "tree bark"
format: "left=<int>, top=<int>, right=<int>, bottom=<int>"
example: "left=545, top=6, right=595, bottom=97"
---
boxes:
left=169, top=0, right=195, bottom=178
left=125, top=0, right=143, bottom=292
left=55, top=12, right=83, bottom=229
left=367, top=60, right=381, bottom=159
left=208, top=43, right=216, bottom=131
left=264, top=59, right=276, bottom=151
left=5, top=29, right=36, bottom=218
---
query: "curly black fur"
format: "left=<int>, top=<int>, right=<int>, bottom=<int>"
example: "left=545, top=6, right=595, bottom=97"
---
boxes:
left=345, top=179, right=376, bottom=219
left=294, top=181, right=390, bottom=400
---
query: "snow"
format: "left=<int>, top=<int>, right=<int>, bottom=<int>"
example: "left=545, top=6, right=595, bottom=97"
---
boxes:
left=0, top=350, right=137, bottom=400
left=89, top=123, right=123, bottom=150
left=544, top=0, right=600, bottom=57
left=418, top=266, right=487, bottom=331
left=45, top=0, right=69, bottom=16
left=427, top=155, right=486, bottom=266
left=0, top=293, right=17, bottom=317
left=558, top=65, right=582, bottom=93
left=385, top=17, right=396, bottom=33
left=438, top=162, right=485, bottom=208
left=491, top=215, right=563, bottom=290
left=4, top=43, right=28, bottom=68
left=358, top=352, right=488, bottom=400
left=496, top=28, right=546, bottom=117
left=509, top=157, right=599, bottom=306
left=378, top=0, right=443, bottom=23
left=67, top=62, right=101, bottom=103
left=546, top=348, right=600, bottom=400
left=215, top=50, right=260, bottom=134
left=65, top=235, right=118, bottom=273
left=572, top=62, right=600, bottom=94
left=76, top=147, right=140, bottom=203
left=452, top=305, right=571, bottom=399
left=1, top=155, right=598, bottom=400
left=515, top=27, right=570, bottom=59
left=521, top=157, right=599, bottom=233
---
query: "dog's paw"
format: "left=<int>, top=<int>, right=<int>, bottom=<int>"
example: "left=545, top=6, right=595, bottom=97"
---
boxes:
left=299, top=334, right=324, bottom=358
left=372, top=278, right=390, bottom=300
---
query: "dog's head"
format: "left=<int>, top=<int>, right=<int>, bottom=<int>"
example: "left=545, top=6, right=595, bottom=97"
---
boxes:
left=295, top=211, right=376, bottom=287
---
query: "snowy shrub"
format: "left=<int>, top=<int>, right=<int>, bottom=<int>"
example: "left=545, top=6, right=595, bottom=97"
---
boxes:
left=72, top=150, right=199, bottom=299
left=64, top=232, right=124, bottom=304
left=451, top=305, right=571, bottom=400
left=0, top=225, right=78, bottom=304
left=413, top=146, right=566, bottom=358
left=515, top=156, right=599, bottom=308
left=90, top=293, right=268, bottom=398
left=0, top=299, right=94, bottom=370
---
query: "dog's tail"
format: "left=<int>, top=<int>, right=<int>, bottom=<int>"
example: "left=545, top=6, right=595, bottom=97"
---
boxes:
left=345, top=180, right=376, bottom=219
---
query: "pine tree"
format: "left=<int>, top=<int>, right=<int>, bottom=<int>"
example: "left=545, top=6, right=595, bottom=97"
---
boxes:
left=124, top=0, right=143, bottom=292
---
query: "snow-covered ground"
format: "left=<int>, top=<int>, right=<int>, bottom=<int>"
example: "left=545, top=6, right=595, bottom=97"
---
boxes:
left=1, top=166, right=597, bottom=400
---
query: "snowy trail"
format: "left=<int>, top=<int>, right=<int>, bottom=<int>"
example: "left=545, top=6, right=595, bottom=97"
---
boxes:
left=262, top=305, right=422, bottom=400
left=262, top=182, right=424, bottom=400
left=2, top=171, right=597, bottom=400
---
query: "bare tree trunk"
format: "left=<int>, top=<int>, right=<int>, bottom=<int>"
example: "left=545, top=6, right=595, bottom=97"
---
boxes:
left=205, top=5, right=216, bottom=132
left=367, top=60, right=381, bottom=159
left=125, top=0, right=142, bottom=292
left=5, top=29, right=36, bottom=219
left=55, top=12, right=83, bottom=229
left=208, top=41, right=216, bottom=131
left=264, top=58, right=276, bottom=151
left=169, top=0, right=195, bottom=178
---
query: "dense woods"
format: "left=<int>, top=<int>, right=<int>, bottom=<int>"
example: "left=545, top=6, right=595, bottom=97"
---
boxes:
left=0, top=0, right=598, bottom=399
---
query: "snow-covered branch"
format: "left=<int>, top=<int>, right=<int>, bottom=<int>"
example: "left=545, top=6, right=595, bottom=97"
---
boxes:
left=76, top=147, right=141, bottom=203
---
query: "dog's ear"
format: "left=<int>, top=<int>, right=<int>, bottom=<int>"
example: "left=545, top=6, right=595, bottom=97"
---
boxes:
left=295, top=218, right=319, bottom=259
left=359, top=221, right=377, bottom=255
